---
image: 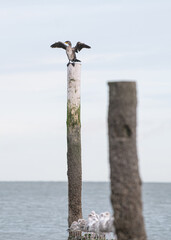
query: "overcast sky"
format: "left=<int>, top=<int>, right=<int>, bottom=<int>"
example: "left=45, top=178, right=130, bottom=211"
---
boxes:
left=0, top=0, right=171, bottom=182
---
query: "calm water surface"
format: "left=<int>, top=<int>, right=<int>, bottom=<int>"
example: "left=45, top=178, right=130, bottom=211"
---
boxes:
left=0, top=182, right=170, bottom=240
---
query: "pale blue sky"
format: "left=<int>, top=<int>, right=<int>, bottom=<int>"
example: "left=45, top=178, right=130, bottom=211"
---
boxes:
left=0, top=0, right=171, bottom=181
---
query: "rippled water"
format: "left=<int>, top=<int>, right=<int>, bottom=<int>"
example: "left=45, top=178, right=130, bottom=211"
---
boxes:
left=0, top=182, right=170, bottom=240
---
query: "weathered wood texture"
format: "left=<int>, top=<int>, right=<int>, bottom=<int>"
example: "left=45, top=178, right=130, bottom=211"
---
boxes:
left=108, top=81, right=147, bottom=240
left=67, top=63, right=82, bottom=227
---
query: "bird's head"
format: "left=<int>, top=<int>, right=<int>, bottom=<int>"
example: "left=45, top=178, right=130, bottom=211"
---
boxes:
left=65, top=41, right=71, bottom=46
left=90, top=211, right=96, bottom=216
left=105, top=212, right=110, bottom=217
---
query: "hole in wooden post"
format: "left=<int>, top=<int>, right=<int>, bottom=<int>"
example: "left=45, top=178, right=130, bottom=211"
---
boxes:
left=123, top=124, right=132, bottom=137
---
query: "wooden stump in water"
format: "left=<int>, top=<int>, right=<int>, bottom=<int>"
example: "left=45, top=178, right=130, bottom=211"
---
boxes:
left=108, top=81, right=147, bottom=240
left=67, top=63, right=82, bottom=227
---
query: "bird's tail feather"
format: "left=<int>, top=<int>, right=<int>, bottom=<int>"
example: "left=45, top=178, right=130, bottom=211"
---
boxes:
left=74, top=59, right=81, bottom=62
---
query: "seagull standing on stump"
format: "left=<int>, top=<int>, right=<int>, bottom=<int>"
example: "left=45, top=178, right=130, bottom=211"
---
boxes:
left=50, top=41, right=91, bottom=66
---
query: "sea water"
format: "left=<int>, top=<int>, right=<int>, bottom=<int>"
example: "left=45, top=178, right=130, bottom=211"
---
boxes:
left=0, top=182, right=170, bottom=240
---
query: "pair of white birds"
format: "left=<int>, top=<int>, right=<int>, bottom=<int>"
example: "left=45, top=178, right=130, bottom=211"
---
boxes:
left=69, top=210, right=115, bottom=236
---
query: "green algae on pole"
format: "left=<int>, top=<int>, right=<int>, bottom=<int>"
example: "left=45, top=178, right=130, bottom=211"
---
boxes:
left=108, top=81, right=147, bottom=240
left=67, top=63, right=82, bottom=227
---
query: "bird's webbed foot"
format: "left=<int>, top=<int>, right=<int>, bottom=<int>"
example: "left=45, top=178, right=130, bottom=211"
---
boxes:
left=72, top=62, right=75, bottom=67
left=67, top=62, right=70, bottom=67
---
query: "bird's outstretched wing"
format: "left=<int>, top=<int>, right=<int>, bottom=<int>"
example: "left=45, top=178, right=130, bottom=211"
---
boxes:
left=50, top=41, right=66, bottom=50
left=74, top=42, right=91, bottom=53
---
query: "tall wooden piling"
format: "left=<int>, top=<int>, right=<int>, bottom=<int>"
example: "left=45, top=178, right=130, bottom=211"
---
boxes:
left=108, top=81, right=147, bottom=240
left=67, top=63, right=82, bottom=227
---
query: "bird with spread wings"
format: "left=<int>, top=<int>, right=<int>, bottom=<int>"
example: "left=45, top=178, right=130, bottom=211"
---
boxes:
left=50, top=41, right=91, bottom=66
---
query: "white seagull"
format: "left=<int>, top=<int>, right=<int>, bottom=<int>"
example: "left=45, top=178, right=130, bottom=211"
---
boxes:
left=68, top=221, right=79, bottom=231
left=77, top=218, right=88, bottom=232
left=87, top=213, right=99, bottom=237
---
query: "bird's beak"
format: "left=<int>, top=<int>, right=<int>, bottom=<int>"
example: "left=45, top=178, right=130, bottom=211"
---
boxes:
left=65, top=41, right=68, bottom=44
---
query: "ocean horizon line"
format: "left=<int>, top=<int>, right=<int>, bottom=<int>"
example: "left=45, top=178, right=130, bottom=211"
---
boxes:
left=0, top=180, right=170, bottom=183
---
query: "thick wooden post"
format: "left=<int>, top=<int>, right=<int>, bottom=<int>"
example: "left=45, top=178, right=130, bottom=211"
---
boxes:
left=108, top=81, right=147, bottom=240
left=67, top=63, right=82, bottom=227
